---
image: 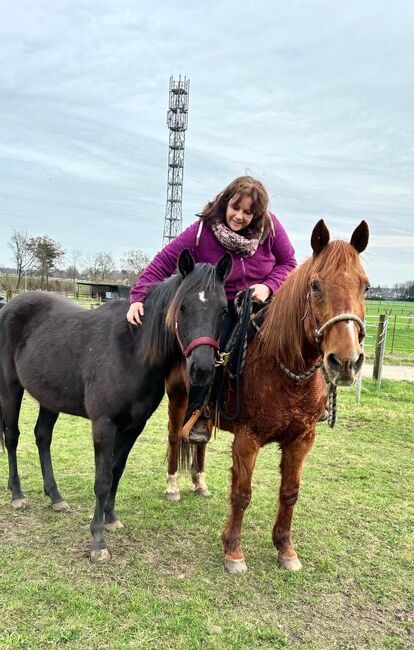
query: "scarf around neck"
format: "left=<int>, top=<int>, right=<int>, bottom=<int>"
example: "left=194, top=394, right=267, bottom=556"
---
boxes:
left=211, top=221, right=262, bottom=258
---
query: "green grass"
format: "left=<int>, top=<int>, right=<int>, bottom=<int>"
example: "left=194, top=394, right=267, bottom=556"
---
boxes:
left=0, top=381, right=413, bottom=649
left=366, top=300, right=414, bottom=316
left=364, top=302, right=414, bottom=363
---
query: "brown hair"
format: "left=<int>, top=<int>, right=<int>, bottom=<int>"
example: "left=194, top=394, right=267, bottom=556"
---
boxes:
left=197, top=176, right=271, bottom=241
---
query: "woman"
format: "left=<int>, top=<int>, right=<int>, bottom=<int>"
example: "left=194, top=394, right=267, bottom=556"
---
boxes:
left=127, top=176, right=297, bottom=442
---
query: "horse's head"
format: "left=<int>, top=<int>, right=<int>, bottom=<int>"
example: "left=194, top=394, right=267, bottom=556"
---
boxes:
left=306, top=220, right=370, bottom=386
left=169, top=250, right=232, bottom=387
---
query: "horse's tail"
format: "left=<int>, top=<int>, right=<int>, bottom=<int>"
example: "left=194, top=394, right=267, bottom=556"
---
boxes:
left=178, top=438, right=199, bottom=474
left=0, top=402, right=5, bottom=451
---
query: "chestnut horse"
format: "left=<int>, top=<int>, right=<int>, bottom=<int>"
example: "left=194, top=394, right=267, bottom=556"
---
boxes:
left=165, top=220, right=369, bottom=572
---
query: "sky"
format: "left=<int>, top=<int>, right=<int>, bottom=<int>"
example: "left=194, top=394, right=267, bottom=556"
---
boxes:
left=1, top=0, right=413, bottom=286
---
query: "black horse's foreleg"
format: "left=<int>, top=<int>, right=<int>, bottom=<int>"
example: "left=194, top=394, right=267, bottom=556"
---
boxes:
left=34, top=407, right=69, bottom=510
left=104, top=426, right=143, bottom=530
left=1, top=384, right=26, bottom=508
left=90, top=416, right=117, bottom=562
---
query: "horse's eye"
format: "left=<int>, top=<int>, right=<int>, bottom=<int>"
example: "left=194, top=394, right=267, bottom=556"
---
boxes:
left=310, top=281, right=321, bottom=293
left=179, top=304, right=186, bottom=314
left=364, top=284, right=370, bottom=295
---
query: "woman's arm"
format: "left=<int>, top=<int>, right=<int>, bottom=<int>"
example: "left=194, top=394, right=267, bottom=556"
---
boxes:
left=262, top=215, right=297, bottom=295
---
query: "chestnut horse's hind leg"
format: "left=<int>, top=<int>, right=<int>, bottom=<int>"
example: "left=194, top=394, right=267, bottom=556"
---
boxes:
left=90, top=416, right=117, bottom=562
left=165, top=368, right=188, bottom=502
left=1, top=384, right=26, bottom=509
left=273, top=431, right=315, bottom=571
left=34, top=407, right=70, bottom=511
left=191, top=445, right=210, bottom=497
left=222, top=432, right=260, bottom=573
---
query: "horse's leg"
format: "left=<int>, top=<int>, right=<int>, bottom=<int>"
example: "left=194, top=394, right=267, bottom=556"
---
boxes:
left=165, top=368, right=188, bottom=502
left=34, top=407, right=69, bottom=511
left=222, top=433, right=260, bottom=573
left=272, top=431, right=315, bottom=571
left=104, top=426, right=143, bottom=531
left=191, top=444, right=210, bottom=497
left=1, top=383, right=26, bottom=509
left=90, top=416, right=116, bottom=562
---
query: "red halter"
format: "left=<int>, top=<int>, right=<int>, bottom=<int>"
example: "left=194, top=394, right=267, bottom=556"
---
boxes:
left=175, top=322, right=220, bottom=359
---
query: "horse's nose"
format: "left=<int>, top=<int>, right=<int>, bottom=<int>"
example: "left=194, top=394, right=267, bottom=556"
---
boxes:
left=187, top=347, right=215, bottom=387
left=188, top=361, right=214, bottom=386
left=326, top=352, right=364, bottom=384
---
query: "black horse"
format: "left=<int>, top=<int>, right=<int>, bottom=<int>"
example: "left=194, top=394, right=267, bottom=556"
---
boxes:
left=0, top=250, right=231, bottom=561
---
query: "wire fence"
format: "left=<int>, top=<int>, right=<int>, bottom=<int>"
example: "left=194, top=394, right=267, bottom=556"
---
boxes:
left=364, top=314, right=414, bottom=358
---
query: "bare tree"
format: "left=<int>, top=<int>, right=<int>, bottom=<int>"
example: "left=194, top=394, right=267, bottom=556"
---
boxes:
left=120, top=249, right=150, bottom=285
left=95, top=252, right=115, bottom=280
left=9, top=230, right=36, bottom=289
left=67, top=249, right=82, bottom=290
left=81, top=251, right=114, bottom=281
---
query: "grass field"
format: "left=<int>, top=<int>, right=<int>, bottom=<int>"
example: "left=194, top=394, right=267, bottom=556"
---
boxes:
left=362, top=302, right=414, bottom=364
left=0, top=380, right=413, bottom=649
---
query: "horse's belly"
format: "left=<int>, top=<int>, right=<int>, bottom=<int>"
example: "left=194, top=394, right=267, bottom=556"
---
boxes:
left=16, top=360, right=86, bottom=417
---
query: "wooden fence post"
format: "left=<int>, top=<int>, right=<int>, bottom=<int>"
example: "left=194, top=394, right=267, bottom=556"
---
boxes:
left=390, top=314, right=397, bottom=354
left=373, top=314, right=388, bottom=389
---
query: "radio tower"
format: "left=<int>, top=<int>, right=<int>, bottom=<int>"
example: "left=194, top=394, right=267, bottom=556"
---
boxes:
left=162, top=76, right=190, bottom=246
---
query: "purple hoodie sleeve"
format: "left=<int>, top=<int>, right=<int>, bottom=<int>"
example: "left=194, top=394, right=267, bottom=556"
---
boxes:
left=262, top=216, right=297, bottom=294
left=130, top=222, right=200, bottom=303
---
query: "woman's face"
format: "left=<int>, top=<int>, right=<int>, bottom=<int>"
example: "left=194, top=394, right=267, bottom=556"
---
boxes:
left=225, top=195, right=254, bottom=232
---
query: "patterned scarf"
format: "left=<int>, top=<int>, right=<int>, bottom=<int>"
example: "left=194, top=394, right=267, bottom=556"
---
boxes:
left=211, top=221, right=263, bottom=258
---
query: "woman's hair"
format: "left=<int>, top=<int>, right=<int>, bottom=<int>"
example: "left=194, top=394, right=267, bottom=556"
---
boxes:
left=197, top=176, right=271, bottom=241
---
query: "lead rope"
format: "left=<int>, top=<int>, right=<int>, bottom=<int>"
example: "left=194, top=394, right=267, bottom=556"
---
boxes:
left=321, top=367, right=337, bottom=428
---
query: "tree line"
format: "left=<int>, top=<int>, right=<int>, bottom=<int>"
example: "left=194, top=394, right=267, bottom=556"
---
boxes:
left=6, top=230, right=150, bottom=290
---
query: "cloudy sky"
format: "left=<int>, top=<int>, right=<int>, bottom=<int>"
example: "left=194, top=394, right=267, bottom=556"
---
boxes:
left=1, top=0, right=413, bottom=286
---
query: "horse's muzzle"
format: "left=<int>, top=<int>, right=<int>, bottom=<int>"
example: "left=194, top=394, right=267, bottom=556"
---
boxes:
left=187, top=346, right=216, bottom=387
left=325, top=352, right=364, bottom=386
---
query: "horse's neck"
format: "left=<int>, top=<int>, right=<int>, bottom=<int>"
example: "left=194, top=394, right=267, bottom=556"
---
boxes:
left=255, top=287, right=319, bottom=373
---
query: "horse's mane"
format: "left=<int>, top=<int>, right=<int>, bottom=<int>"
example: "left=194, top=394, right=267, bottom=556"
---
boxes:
left=260, top=240, right=362, bottom=371
left=141, top=263, right=218, bottom=366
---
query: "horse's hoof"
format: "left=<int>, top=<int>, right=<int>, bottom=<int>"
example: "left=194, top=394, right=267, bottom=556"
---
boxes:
left=104, top=519, right=124, bottom=532
left=11, top=498, right=28, bottom=510
left=51, top=500, right=71, bottom=512
left=278, top=554, right=302, bottom=571
left=90, top=548, right=111, bottom=563
left=224, top=558, right=248, bottom=574
left=165, top=491, right=181, bottom=502
left=194, top=487, right=211, bottom=497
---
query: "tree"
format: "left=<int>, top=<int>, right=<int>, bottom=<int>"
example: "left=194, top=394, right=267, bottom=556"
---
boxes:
left=120, top=250, right=150, bottom=285
left=9, top=230, right=36, bottom=289
left=95, top=252, right=114, bottom=280
left=81, top=251, right=115, bottom=282
left=28, top=236, right=65, bottom=289
left=67, top=249, right=82, bottom=290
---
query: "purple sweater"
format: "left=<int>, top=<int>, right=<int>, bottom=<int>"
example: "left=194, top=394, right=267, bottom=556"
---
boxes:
left=130, top=213, right=297, bottom=303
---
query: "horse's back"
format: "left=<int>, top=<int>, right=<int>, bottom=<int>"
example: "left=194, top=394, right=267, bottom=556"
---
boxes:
left=0, top=293, right=129, bottom=416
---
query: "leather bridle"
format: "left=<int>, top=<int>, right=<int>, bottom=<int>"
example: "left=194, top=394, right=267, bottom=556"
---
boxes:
left=175, top=322, right=220, bottom=359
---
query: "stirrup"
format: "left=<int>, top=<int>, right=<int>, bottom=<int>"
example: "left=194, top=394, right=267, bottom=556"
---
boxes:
left=182, top=410, right=212, bottom=444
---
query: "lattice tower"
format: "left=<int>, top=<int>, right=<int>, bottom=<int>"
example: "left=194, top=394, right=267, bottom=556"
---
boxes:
left=162, top=76, right=190, bottom=246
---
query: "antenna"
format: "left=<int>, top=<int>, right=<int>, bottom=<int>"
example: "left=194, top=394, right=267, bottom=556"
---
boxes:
left=162, top=76, right=190, bottom=246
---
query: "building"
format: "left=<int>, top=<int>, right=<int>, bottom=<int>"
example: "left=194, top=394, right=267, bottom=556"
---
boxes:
left=76, top=280, right=130, bottom=301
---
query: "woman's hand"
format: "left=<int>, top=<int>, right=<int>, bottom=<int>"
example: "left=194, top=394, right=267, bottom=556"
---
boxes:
left=250, top=284, right=271, bottom=302
left=127, top=302, right=144, bottom=325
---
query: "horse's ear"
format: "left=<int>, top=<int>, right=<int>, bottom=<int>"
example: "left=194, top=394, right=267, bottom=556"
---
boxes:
left=350, top=221, right=369, bottom=253
left=311, top=219, right=330, bottom=256
left=215, top=252, right=232, bottom=283
left=177, top=249, right=195, bottom=278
